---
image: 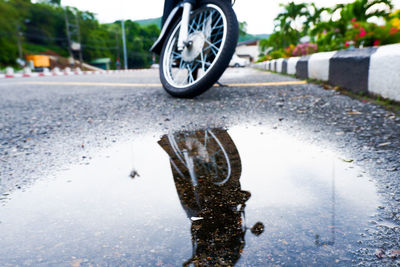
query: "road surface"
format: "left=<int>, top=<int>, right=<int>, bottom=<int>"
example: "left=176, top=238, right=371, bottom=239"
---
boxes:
left=0, top=68, right=399, bottom=266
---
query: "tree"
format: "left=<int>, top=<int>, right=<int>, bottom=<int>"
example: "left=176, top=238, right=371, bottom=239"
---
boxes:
left=304, top=3, right=330, bottom=35
left=260, top=0, right=398, bottom=60
left=49, top=0, right=61, bottom=5
left=0, top=0, right=19, bottom=66
left=40, top=0, right=61, bottom=5
left=0, top=0, right=160, bottom=68
left=275, top=2, right=309, bottom=33
left=273, top=2, right=311, bottom=48
left=333, top=0, right=393, bottom=22
left=239, top=21, right=247, bottom=38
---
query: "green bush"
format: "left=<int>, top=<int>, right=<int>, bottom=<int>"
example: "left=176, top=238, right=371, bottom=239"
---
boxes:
left=344, top=20, right=400, bottom=48
left=262, top=1, right=399, bottom=60
left=269, top=50, right=286, bottom=59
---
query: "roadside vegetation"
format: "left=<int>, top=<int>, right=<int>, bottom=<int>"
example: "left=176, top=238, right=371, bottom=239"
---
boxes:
left=258, top=0, right=400, bottom=61
left=0, top=0, right=159, bottom=69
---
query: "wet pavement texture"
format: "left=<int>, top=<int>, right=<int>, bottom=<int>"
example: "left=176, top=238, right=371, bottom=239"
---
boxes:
left=0, top=68, right=400, bottom=265
left=0, top=127, right=379, bottom=266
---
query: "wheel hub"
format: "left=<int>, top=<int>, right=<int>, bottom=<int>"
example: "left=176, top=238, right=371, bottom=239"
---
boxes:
left=181, top=32, right=206, bottom=62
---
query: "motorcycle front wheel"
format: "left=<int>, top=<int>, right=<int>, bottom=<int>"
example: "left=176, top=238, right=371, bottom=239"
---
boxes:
left=159, top=0, right=239, bottom=98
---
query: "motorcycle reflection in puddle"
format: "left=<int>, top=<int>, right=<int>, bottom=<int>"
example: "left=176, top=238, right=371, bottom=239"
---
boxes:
left=159, top=129, right=264, bottom=266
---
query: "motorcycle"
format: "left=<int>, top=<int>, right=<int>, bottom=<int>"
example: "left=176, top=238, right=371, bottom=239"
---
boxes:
left=150, top=0, right=239, bottom=98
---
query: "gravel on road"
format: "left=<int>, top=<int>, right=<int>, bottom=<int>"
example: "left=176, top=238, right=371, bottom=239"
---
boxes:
left=0, top=68, right=399, bottom=265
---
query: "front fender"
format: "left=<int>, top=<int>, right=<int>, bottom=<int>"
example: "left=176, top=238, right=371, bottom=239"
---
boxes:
left=150, top=3, right=184, bottom=55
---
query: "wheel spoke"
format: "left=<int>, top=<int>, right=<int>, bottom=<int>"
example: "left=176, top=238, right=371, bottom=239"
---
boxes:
left=188, top=70, right=194, bottom=84
left=204, top=46, right=218, bottom=56
left=204, top=39, right=220, bottom=52
left=198, top=11, right=207, bottom=31
left=187, top=64, right=195, bottom=84
left=204, top=52, right=209, bottom=65
left=187, top=62, right=201, bottom=83
left=192, top=62, right=201, bottom=72
left=172, top=51, right=182, bottom=59
left=210, top=48, right=218, bottom=57
left=211, top=25, right=224, bottom=37
left=212, top=24, right=224, bottom=31
left=163, top=5, right=229, bottom=88
left=212, top=14, right=223, bottom=29
left=189, top=22, right=196, bottom=34
left=211, top=39, right=222, bottom=46
left=210, top=149, right=222, bottom=157
left=202, top=10, right=215, bottom=32
left=196, top=59, right=211, bottom=68
left=196, top=12, right=204, bottom=31
left=211, top=26, right=224, bottom=34
left=204, top=41, right=219, bottom=56
left=200, top=50, right=205, bottom=71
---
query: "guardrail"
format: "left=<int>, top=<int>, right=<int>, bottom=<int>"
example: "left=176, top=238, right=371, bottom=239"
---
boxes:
left=253, top=44, right=400, bottom=102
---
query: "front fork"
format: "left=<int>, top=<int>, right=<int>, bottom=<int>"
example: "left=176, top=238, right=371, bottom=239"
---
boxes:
left=177, top=1, right=194, bottom=51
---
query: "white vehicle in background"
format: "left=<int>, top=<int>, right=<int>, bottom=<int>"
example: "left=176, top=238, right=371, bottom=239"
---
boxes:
left=229, top=54, right=249, bottom=67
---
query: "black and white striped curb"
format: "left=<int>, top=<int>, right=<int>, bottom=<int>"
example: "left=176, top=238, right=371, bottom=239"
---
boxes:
left=253, top=44, right=400, bottom=102
left=0, top=69, right=137, bottom=79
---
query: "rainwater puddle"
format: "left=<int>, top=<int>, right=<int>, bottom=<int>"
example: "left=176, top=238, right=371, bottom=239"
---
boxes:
left=0, top=126, right=379, bottom=266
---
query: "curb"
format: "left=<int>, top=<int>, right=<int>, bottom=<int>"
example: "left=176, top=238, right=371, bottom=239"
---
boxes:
left=253, top=44, right=400, bottom=102
left=0, top=69, right=137, bottom=79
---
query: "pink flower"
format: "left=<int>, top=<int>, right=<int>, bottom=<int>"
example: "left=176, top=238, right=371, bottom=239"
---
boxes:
left=373, top=40, right=380, bottom=46
left=390, top=27, right=399, bottom=35
left=359, top=28, right=366, bottom=37
left=351, top=18, right=357, bottom=22
left=345, top=41, right=350, bottom=47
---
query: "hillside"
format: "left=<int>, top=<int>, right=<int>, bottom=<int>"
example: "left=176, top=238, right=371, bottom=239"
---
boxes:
left=133, top=17, right=271, bottom=42
left=239, top=33, right=270, bottom=43
left=134, top=17, right=162, bottom=28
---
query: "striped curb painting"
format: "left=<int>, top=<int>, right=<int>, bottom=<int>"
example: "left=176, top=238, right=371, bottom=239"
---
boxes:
left=253, top=44, right=400, bottom=102
left=0, top=69, right=137, bottom=79
left=369, top=44, right=400, bottom=102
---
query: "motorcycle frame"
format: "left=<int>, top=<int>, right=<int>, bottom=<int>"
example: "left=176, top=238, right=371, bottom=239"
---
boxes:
left=150, top=0, right=196, bottom=55
left=177, top=2, right=192, bottom=51
left=150, top=0, right=233, bottom=55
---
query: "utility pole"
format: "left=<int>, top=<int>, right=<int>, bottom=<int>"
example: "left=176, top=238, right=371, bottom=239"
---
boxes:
left=64, top=8, right=74, bottom=62
left=121, top=20, right=128, bottom=70
left=115, top=31, right=121, bottom=70
left=65, top=7, right=83, bottom=68
left=16, top=25, right=23, bottom=59
left=75, top=13, right=83, bottom=68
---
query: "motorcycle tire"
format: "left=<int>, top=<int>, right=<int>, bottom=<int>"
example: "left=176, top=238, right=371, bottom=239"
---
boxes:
left=159, top=0, right=239, bottom=98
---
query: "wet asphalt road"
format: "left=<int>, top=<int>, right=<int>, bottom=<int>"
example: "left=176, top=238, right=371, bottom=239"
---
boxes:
left=0, top=67, right=400, bottom=266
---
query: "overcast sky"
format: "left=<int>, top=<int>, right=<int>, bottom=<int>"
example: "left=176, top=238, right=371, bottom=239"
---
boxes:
left=60, top=0, right=400, bottom=34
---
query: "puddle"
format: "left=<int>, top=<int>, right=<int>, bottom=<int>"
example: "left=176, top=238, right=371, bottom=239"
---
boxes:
left=0, top=126, right=379, bottom=266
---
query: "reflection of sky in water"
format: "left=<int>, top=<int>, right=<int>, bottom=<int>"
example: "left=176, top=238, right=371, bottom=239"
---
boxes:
left=229, top=126, right=378, bottom=265
left=230, top=126, right=377, bottom=210
left=0, top=127, right=378, bottom=266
